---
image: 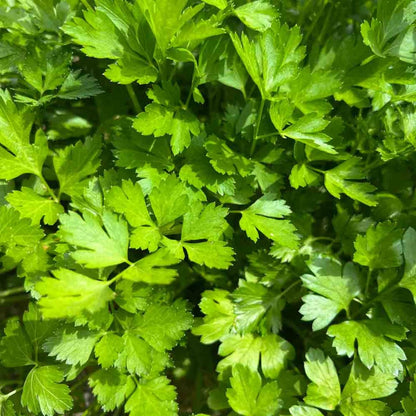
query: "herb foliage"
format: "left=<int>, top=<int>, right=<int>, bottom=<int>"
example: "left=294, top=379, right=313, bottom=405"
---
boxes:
left=1, top=0, right=416, bottom=415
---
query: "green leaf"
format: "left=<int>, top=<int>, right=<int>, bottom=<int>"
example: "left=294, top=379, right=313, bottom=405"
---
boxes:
left=178, top=202, right=234, bottom=269
left=23, top=303, right=57, bottom=351
left=232, top=279, right=284, bottom=333
left=300, top=256, right=360, bottom=330
left=303, top=348, right=341, bottom=410
left=89, top=368, right=135, bottom=412
left=353, top=222, right=403, bottom=269
left=111, top=118, right=174, bottom=173
left=230, top=23, right=305, bottom=99
left=107, top=180, right=153, bottom=228
left=202, top=0, right=227, bottom=9
left=21, top=366, right=72, bottom=416
left=122, top=250, right=180, bottom=284
left=204, top=135, right=252, bottom=176
left=233, top=1, right=278, bottom=32
left=0, top=318, right=33, bottom=367
left=59, top=210, right=129, bottom=267
left=124, top=376, right=178, bottom=416
left=182, top=240, right=235, bottom=269
left=226, top=365, right=281, bottom=416
left=132, top=300, right=193, bottom=351
left=43, top=326, right=101, bottom=366
left=290, top=406, right=324, bottom=416
left=6, top=187, right=64, bottom=225
left=0, top=88, right=33, bottom=156
left=94, top=333, right=124, bottom=369
left=324, top=157, right=378, bottom=206
left=53, top=137, right=101, bottom=197
left=340, top=361, right=397, bottom=415
left=137, top=0, right=203, bottom=54
left=57, top=70, right=102, bottom=100
left=182, top=203, right=229, bottom=242
left=400, top=227, right=416, bottom=302
left=0, top=396, right=16, bottom=416
left=198, top=37, right=248, bottom=95
left=361, top=0, right=416, bottom=62
left=149, top=174, right=189, bottom=227
left=115, top=333, right=156, bottom=376
left=0, top=90, right=46, bottom=180
left=0, top=206, right=43, bottom=250
left=63, top=0, right=158, bottom=84
left=278, top=113, right=337, bottom=154
left=107, top=179, right=161, bottom=251
left=217, top=333, right=294, bottom=378
left=327, top=320, right=406, bottom=375
left=192, top=289, right=235, bottom=344
left=36, top=269, right=115, bottom=319
left=289, top=163, right=321, bottom=189
left=240, top=195, right=299, bottom=249
left=133, top=100, right=200, bottom=155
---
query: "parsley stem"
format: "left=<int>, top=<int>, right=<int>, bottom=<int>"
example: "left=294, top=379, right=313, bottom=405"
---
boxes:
left=0, top=286, right=25, bottom=297
left=3, top=388, right=21, bottom=399
left=39, top=176, right=59, bottom=203
left=279, top=280, right=302, bottom=299
left=352, top=283, right=399, bottom=320
left=0, top=294, right=30, bottom=306
left=80, top=0, right=92, bottom=10
left=365, top=268, right=373, bottom=298
left=126, top=84, right=142, bottom=113
left=250, top=98, right=265, bottom=157
left=106, top=261, right=136, bottom=286
left=70, top=373, right=90, bottom=392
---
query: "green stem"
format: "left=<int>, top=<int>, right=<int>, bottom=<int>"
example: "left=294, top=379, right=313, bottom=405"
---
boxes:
left=257, top=132, right=278, bottom=140
left=308, top=236, right=334, bottom=243
left=0, top=380, right=23, bottom=389
left=126, top=84, right=142, bottom=113
left=0, top=286, right=25, bottom=298
left=250, top=98, right=265, bottom=157
left=107, top=261, right=136, bottom=286
left=184, top=87, right=193, bottom=109
left=303, top=1, right=325, bottom=43
left=0, top=294, right=30, bottom=306
left=365, top=268, right=373, bottom=298
left=279, top=280, right=302, bottom=299
left=310, top=166, right=326, bottom=174
left=71, top=373, right=90, bottom=392
left=352, top=284, right=398, bottom=320
left=39, top=176, right=59, bottom=203
left=3, top=388, right=22, bottom=399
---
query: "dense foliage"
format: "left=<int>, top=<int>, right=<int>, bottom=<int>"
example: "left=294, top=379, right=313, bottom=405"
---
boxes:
left=1, top=0, right=416, bottom=415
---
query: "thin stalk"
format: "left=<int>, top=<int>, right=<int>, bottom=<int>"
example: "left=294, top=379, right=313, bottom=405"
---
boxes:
left=0, top=294, right=30, bottom=306
left=308, top=236, right=334, bottom=244
left=257, top=132, right=279, bottom=140
left=80, top=0, right=92, bottom=9
left=126, top=84, right=142, bottom=113
left=352, top=284, right=398, bottom=320
left=279, top=280, right=302, bottom=299
left=39, top=176, right=59, bottom=203
left=365, top=268, right=373, bottom=298
left=0, top=286, right=25, bottom=297
left=250, top=98, right=265, bottom=157
left=71, top=373, right=90, bottom=393
left=106, top=260, right=136, bottom=286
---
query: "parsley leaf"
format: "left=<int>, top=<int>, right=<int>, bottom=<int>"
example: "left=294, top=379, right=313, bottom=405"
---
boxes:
left=226, top=364, right=281, bottom=416
left=21, top=366, right=72, bottom=416
left=59, top=210, right=129, bottom=267
left=300, top=256, right=360, bottom=330
left=327, top=319, right=406, bottom=375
